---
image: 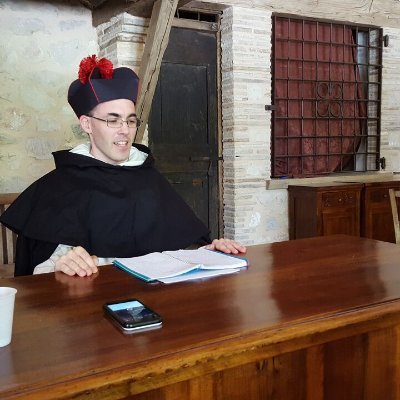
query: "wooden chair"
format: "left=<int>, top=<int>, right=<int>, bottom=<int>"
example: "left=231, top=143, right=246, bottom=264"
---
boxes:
left=389, top=189, right=400, bottom=244
left=0, top=193, right=19, bottom=278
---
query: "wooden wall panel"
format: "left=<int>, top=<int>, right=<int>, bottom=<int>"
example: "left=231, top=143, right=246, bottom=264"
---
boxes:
left=364, top=327, right=399, bottom=400
left=306, top=345, right=324, bottom=400
left=323, top=335, right=366, bottom=400
left=216, top=362, right=269, bottom=400
left=129, top=326, right=399, bottom=400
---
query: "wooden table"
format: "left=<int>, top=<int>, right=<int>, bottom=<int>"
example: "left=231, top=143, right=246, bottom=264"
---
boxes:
left=1, top=235, right=400, bottom=399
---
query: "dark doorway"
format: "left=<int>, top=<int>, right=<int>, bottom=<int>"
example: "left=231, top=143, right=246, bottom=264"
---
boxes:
left=149, top=26, right=220, bottom=239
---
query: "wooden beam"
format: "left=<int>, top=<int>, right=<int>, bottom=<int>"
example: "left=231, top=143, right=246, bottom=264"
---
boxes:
left=177, top=0, right=193, bottom=7
left=135, top=0, right=179, bottom=143
left=92, top=0, right=156, bottom=26
left=91, top=0, right=224, bottom=28
left=178, top=1, right=228, bottom=13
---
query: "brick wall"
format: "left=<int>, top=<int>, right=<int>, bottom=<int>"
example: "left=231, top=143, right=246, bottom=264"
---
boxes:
left=97, top=13, right=148, bottom=73
left=97, top=13, right=149, bottom=144
left=381, top=27, right=400, bottom=171
left=220, top=7, right=288, bottom=243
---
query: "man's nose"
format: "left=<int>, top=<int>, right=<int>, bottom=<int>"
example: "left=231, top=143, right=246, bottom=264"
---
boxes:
left=119, top=121, right=130, bottom=133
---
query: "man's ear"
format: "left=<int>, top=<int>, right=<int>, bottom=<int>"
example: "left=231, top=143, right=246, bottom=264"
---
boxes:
left=79, top=115, right=92, bottom=134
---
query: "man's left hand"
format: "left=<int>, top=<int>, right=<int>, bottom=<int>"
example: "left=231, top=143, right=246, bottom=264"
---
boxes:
left=205, top=238, right=246, bottom=254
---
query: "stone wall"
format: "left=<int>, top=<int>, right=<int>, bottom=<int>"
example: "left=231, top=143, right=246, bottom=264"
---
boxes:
left=2, top=0, right=400, bottom=246
left=0, top=0, right=97, bottom=192
left=218, top=3, right=400, bottom=244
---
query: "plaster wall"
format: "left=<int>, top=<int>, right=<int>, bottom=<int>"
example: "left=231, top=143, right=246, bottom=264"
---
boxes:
left=0, top=0, right=97, bottom=192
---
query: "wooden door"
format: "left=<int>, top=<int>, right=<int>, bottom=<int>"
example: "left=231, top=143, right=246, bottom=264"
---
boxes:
left=149, top=26, right=220, bottom=239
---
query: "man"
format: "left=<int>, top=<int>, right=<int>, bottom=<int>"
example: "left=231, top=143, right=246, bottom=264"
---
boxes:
left=1, top=55, right=245, bottom=277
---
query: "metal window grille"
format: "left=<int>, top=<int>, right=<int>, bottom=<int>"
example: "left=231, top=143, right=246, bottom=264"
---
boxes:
left=271, top=15, right=382, bottom=178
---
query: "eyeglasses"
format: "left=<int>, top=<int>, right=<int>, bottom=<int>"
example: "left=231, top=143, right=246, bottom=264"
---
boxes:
left=89, top=115, right=141, bottom=129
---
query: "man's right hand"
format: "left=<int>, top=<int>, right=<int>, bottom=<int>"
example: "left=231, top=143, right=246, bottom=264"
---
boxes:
left=54, top=246, right=99, bottom=277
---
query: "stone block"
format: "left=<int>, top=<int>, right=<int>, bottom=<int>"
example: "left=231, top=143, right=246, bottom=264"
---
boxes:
left=25, top=137, right=59, bottom=160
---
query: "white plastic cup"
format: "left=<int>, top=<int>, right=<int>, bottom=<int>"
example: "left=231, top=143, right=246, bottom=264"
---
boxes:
left=0, top=287, right=17, bottom=347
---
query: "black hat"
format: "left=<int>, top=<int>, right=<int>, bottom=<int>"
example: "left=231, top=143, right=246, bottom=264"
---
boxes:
left=68, top=55, right=139, bottom=118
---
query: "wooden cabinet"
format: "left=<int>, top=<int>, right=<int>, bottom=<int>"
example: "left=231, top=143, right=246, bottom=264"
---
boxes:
left=362, top=181, right=400, bottom=242
left=289, top=179, right=400, bottom=242
left=288, top=183, right=363, bottom=239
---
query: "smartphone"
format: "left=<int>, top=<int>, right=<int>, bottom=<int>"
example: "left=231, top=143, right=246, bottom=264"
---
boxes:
left=103, top=299, right=162, bottom=332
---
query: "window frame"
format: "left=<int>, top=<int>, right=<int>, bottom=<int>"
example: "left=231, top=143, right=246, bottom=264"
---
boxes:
left=271, top=14, right=383, bottom=179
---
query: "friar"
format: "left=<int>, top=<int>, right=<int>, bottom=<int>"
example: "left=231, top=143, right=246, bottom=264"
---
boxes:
left=1, top=55, right=245, bottom=277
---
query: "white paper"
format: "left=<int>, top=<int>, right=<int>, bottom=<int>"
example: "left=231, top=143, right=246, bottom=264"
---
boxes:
left=158, top=268, right=241, bottom=284
left=115, top=252, right=198, bottom=280
left=114, top=249, right=248, bottom=283
left=163, top=248, right=247, bottom=270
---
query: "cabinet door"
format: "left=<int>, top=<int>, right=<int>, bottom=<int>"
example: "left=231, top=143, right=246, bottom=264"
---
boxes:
left=319, top=191, right=360, bottom=236
left=366, top=209, right=394, bottom=242
left=363, top=187, right=395, bottom=242
left=321, top=209, right=360, bottom=236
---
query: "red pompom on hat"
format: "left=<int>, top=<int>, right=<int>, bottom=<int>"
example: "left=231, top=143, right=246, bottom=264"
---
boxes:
left=68, top=54, right=139, bottom=118
left=78, top=55, right=114, bottom=84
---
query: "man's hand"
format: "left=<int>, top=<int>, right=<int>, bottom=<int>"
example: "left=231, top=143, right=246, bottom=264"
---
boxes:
left=205, top=238, right=246, bottom=254
left=54, top=246, right=99, bottom=277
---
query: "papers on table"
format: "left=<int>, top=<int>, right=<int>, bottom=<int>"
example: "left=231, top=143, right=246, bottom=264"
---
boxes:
left=113, top=248, right=248, bottom=284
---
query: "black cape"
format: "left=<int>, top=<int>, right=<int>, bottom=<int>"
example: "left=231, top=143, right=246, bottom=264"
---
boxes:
left=1, top=144, right=210, bottom=276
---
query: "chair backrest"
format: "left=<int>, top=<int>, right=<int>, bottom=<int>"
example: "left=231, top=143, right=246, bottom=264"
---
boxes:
left=0, top=193, right=19, bottom=265
left=389, top=189, right=400, bottom=244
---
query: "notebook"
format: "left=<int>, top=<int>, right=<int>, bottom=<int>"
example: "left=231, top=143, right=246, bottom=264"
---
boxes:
left=113, top=248, right=248, bottom=284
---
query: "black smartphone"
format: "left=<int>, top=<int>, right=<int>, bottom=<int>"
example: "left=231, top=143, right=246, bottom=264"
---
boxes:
left=103, top=299, right=162, bottom=332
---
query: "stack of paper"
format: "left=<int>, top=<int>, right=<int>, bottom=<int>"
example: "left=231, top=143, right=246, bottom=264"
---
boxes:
left=113, top=248, right=248, bottom=283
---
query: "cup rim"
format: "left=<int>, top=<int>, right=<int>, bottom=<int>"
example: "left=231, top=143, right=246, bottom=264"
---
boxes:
left=0, top=287, right=17, bottom=296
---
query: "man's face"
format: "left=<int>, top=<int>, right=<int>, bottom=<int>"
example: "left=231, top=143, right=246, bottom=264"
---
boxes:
left=80, top=99, right=138, bottom=165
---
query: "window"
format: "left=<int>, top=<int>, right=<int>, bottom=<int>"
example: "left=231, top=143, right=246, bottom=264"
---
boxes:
left=271, top=15, right=382, bottom=178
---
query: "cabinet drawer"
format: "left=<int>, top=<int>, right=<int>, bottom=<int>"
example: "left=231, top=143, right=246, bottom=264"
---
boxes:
left=322, top=191, right=357, bottom=208
left=368, top=189, right=390, bottom=204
